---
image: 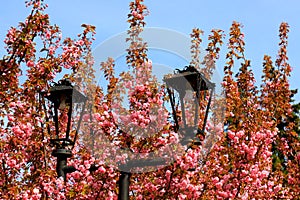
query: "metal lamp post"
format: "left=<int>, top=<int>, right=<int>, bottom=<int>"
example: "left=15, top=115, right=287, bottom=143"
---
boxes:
left=117, top=66, right=215, bottom=200
left=163, top=66, right=215, bottom=146
left=118, top=171, right=131, bottom=200
left=118, top=158, right=166, bottom=200
left=43, top=79, right=87, bottom=180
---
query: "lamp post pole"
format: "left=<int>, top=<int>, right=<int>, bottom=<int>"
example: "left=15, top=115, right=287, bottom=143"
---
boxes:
left=118, top=171, right=131, bottom=200
left=52, top=149, right=72, bottom=180
left=117, top=158, right=166, bottom=200
left=51, top=149, right=76, bottom=181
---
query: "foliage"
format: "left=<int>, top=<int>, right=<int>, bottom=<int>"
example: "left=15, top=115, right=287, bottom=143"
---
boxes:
left=0, top=0, right=299, bottom=199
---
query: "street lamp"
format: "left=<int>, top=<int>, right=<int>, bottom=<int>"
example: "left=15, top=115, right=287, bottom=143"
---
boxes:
left=43, top=79, right=87, bottom=180
left=163, top=66, right=215, bottom=146
left=118, top=158, right=166, bottom=200
left=117, top=66, right=215, bottom=200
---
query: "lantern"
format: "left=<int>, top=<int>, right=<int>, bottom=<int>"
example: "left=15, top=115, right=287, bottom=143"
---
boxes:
left=44, top=79, right=87, bottom=179
left=163, top=66, right=215, bottom=145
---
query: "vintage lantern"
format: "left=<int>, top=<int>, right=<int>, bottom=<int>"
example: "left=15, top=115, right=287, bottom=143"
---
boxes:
left=44, top=79, right=87, bottom=179
left=163, top=66, right=215, bottom=145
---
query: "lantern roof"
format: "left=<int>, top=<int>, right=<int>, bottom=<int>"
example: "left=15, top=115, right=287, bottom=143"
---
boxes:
left=163, top=66, right=215, bottom=93
left=46, top=79, right=87, bottom=104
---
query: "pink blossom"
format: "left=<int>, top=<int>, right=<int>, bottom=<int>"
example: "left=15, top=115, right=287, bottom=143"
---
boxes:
left=84, top=160, right=91, bottom=169
left=135, top=84, right=145, bottom=92
left=137, top=14, right=144, bottom=20
left=240, top=192, right=249, bottom=200
left=236, top=130, right=244, bottom=138
left=221, top=81, right=227, bottom=86
left=218, top=191, right=229, bottom=198
left=7, top=158, right=17, bottom=168
left=165, top=170, right=172, bottom=180
left=103, top=111, right=109, bottom=117
left=212, top=177, right=219, bottom=184
left=9, top=102, right=16, bottom=108
left=98, top=166, right=106, bottom=173
left=55, top=177, right=64, bottom=190
left=178, top=194, right=187, bottom=200
left=76, top=39, right=84, bottom=46
left=49, top=46, right=56, bottom=55
left=241, top=170, right=248, bottom=176
left=72, top=171, right=82, bottom=179
left=260, top=170, right=269, bottom=178
left=215, top=181, right=223, bottom=189
left=274, top=184, right=282, bottom=193
left=227, top=130, right=235, bottom=139
left=83, top=114, right=90, bottom=121
left=132, top=11, right=138, bottom=17
left=233, top=136, right=239, bottom=143
left=27, top=60, right=35, bottom=67
left=12, top=126, right=23, bottom=136
left=7, top=115, right=15, bottom=121
left=103, top=103, right=109, bottom=111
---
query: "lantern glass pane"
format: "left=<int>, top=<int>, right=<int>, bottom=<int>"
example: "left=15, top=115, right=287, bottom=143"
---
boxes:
left=44, top=81, right=87, bottom=148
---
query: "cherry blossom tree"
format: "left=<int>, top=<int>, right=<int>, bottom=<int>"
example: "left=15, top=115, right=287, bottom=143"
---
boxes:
left=0, top=0, right=299, bottom=199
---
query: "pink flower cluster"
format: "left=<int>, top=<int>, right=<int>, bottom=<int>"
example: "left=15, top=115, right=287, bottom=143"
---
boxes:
left=61, top=45, right=81, bottom=69
left=132, top=11, right=144, bottom=20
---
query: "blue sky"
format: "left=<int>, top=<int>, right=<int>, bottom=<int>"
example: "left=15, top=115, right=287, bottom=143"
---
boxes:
left=1, top=0, right=299, bottom=102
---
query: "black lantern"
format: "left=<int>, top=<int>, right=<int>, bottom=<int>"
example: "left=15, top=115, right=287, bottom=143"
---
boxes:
left=163, top=66, right=215, bottom=146
left=44, top=79, right=87, bottom=180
